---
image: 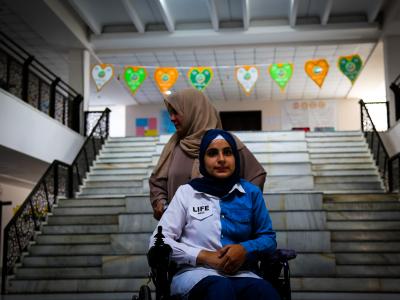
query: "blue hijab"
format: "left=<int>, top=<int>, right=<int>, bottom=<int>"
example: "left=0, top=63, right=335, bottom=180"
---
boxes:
left=188, top=129, right=241, bottom=197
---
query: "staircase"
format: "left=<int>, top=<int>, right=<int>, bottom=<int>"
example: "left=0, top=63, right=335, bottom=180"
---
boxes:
left=306, top=131, right=384, bottom=193
left=5, top=131, right=400, bottom=300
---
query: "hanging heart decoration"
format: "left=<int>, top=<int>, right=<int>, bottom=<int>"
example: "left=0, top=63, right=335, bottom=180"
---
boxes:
left=154, top=67, right=179, bottom=94
left=304, top=59, right=330, bottom=88
left=187, top=67, right=213, bottom=91
left=338, top=54, right=363, bottom=85
left=91, top=64, right=114, bottom=91
left=235, top=65, right=259, bottom=95
left=269, top=63, right=293, bottom=91
left=124, top=66, right=147, bottom=95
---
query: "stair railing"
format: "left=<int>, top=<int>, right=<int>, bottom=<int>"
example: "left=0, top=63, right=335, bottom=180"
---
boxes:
left=359, top=99, right=399, bottom=192
left=0, top=31, right=83, bottom=133
left=1, top=108, right=110, bottom=294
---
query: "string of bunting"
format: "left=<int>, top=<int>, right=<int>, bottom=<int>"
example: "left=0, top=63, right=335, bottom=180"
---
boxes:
left=91, top=54, right=363, bottom=96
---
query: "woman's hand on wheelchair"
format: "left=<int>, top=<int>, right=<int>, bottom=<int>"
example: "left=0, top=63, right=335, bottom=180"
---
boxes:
left=217, top=244, right=247, bottom=275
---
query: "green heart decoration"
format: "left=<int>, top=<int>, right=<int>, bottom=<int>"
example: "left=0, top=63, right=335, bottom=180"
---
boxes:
left=338, top=55, right=363, bottom=84
left=187, top=67, right=213, bottom=91
left=269, top=63, right=293, bottom=91
left=124, top=66, right=147, bottom=95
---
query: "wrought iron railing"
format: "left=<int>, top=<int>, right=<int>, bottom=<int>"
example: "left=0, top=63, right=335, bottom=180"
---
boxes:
left=85, top=111, right=106, bottom=136
left=360, top=99, right=399, bottom=192
left=0, top=31, right=83, bottom=133
left=1, top=108, right=110, bottom=294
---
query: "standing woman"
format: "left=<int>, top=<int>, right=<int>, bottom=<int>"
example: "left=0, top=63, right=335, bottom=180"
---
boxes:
left=149, top=88, right=266, bottom=220
left=150, top=129, right=279, bottom=300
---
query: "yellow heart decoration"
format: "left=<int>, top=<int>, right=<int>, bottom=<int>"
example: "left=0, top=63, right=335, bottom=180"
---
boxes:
left=154, top=67, right=179, bottom=94
left=304, top=59, right=329, bottom=88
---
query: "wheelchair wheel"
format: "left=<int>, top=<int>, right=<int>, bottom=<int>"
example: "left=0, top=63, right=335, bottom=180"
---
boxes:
left=138, top=285, right=152, bottom=300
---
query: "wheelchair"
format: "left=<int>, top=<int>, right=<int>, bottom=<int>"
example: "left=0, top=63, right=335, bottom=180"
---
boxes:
left=134, top=226, right=296, bottom=300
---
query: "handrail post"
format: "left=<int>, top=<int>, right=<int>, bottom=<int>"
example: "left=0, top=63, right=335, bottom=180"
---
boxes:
left=359, top=100, right=364, bottom=132
left=105, top=108, right=111, bottom=138
left=49, top=77, right=61, bottom=118
left=386, top=101, right=391, bottom=130
left=0, top=201, right=12, bottom=294
left=54, top=163, right=58, bottom=204
left=388, top=158, right=393, bottom=192
left=67, top=165, right=74, bottom=199
left=21, top=56, right=34, bottom=102
left=72, top=95, right=83, bottom=134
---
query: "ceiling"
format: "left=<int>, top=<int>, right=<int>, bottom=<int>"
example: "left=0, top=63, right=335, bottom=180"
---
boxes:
left=0, top=0, right=397, bottom=105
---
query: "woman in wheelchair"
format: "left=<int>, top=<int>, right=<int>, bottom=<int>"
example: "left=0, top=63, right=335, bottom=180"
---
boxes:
left=150, top=129, right=280, bottom=300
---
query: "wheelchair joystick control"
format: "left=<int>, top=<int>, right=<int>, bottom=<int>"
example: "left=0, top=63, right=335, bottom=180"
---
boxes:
left=148, top=226, right=172, bottom=269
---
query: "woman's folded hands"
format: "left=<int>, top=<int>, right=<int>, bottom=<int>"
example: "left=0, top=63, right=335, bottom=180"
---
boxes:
left=196, top=244, right=247, bottom=275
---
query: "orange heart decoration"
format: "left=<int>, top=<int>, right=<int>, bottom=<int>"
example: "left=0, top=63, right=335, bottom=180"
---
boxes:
left=304, top=59, right=329, bottom=88
left=154, top=67, right=179, bottom=94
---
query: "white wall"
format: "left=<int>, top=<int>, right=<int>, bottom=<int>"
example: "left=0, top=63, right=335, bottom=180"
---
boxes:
left=125, top=98, right=361, bottom=136
left=89, top=105, right=126, bottom=137
left=0, top=89, right=85, bottom=164
left=380, top=119, right=400, bottom=158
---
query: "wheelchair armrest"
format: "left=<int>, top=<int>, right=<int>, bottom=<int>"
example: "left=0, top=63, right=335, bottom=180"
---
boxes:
left=259, top=248, right=296, bottom=284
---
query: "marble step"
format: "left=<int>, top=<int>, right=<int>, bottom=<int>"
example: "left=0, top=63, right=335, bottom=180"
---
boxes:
left=52, top=206, right=126, bottom=215
left=327, top=211, right=400, bottom=221
left=57, top=198, right=126, bottom=207
left=99, top=152, right=155, bottom=159
left=97, top=157, right=153, bottom=163
left=85, top=174, right=146, bottom=181
left=245, top=141, right=307, bottom=152
left=308, top=141, right=367, bottom=148
left=324, top=194, right=399, bottom=202
left=36, top=234, right=111, bottom=244
left=306, top=131, right=362, bottom=137
left=93, top=162, right=153, bottom=169
left=315, top=175, right=381, bottom=183
left=22, top=255, right=104, bottom=267
left=47, top=215, right=119, bottom=225
left=42, top=225, right=119, bottom=234
left=315, top=182, right=383, bottom=191
left=265, top=193, right=323, bottom=210
left=234, top=131, right=306, bottom=142
left=313, top=170, right=378, bottom=177
left=0, top=292, right=139, bottom=300
left=290, top=277, right=400, bottom=292
left=83, top=180, right=143, bottom=188
left=264, top=175, right=314, bottom=191
left=335, top=253, right=400, bottom=265
left=331, top=231, right=400, bottom=241
left=292, top=292, right=400, bottom=300
left=79, top=186, right=145, bottom=196
left=324, top=201, right=400, bottom=211
left=336, top=265, right=400, bottom=277
left=327, top=220, right=400, bottom=230
left=89, top=167, right=149, bottom=175
left=28, top=244, right=120, bottom=256
left=101, top=146, right=156, bottom=153
left=332, top=242, right=400, bottom=252
left=310, top=152, right=371, bottom=158
left=105, top=142, right=158, bottom=148
left=311, top=163, right=376, bottom=170
left=311, top=157, right=373, bottom=164
left=7, top=278, right=150, bottom=293
left=253, top=152, right=310, bottom=163
left=261, top=163, right=312, bottom=176
left=309, top=147, right=369, bottom=153
left=16, top=256, right=150, bottom=279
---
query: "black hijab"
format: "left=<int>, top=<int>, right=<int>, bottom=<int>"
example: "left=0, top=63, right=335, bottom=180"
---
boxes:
left=188, top=129, right=241, bottom=197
